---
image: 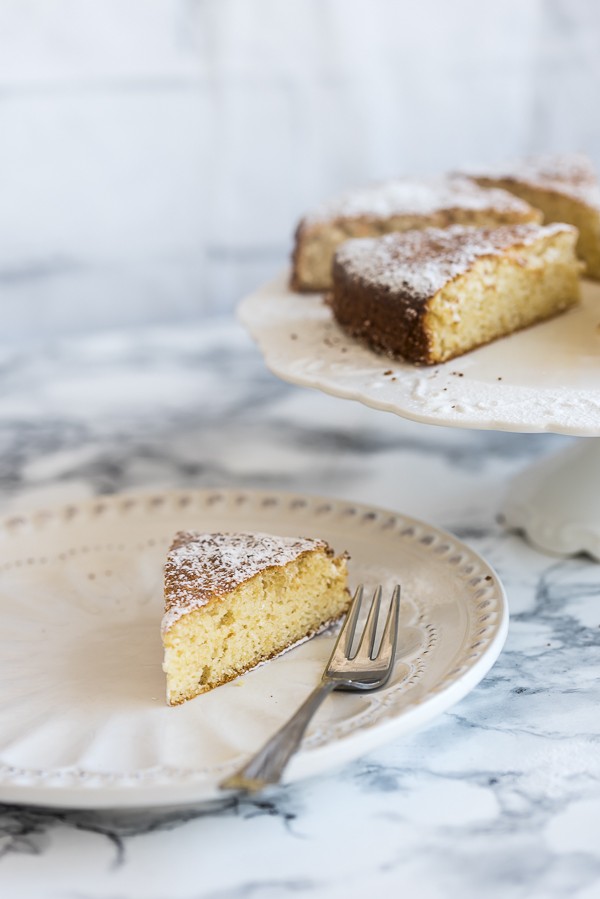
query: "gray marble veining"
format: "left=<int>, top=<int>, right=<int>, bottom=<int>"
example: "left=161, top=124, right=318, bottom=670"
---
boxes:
left=0, top=321, right=599, bottom=899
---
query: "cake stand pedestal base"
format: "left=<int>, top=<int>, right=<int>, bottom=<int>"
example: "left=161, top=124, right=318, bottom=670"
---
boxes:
left=501, top=438, right=600, bottom=560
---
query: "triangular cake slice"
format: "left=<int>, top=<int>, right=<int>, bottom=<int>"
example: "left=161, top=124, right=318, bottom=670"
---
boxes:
left=291, top=175, right=541, bottom=293
left=162, top=531, right=350, bottom=705
left=465, top=154, right=600, bottom=279
left=331, top=222, right=580, bottom=365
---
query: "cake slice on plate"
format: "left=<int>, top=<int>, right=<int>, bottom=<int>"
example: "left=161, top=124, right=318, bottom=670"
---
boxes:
left=465, top=154, right=600, bottom=280
left=162, top=531, right=350, bottom=705
left=291, top=175, right=541, bottom=293
left=330, top=222, right=580, bottom=366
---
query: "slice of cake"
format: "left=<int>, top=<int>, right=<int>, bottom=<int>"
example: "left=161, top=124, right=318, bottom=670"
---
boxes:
left=330, top=222, right=580, bottom=366
left=162, top=531, right=350, bottom=705
left=291, top=175, right=541, bottom=293
left=465, top=154, right=600, bottom=280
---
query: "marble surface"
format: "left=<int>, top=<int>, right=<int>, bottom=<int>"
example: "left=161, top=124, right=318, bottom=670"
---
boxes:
left=1, top=319, right=600, bottom=898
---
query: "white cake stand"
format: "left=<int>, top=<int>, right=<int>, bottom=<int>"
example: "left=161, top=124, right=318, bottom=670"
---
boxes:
left=238, top=273, right=600, bottom=560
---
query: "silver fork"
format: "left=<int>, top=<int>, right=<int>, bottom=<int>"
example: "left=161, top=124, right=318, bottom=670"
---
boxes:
left=219, top=584, right=401, bottom=793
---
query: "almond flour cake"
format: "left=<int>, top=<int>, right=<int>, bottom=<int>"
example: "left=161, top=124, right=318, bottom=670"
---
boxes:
left=291, top=175, right=541, bottom=292
left=466, top=154, right=600, bottom=280
left=162, top=531, right=350, bottom=705
left=330, top=222, right=580, bottom=366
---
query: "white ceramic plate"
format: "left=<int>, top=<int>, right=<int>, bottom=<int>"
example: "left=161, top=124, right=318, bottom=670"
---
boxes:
left=238, top=273, right=600, bottom=436
left=0, top=488, right=507, bottom=809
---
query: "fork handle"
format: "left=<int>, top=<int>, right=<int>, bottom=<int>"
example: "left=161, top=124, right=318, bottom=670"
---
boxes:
left=220, top=679, right=336, bottom=792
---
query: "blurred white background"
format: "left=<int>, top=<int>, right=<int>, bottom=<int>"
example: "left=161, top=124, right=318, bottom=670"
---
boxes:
left=0, top=0, right=599, bottom=341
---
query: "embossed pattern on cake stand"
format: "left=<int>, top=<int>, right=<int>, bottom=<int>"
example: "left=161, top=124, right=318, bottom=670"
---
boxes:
left=239, top=274, right=600, bottom=559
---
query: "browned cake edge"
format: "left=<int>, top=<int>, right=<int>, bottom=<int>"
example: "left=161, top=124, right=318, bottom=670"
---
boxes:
left=331, top=259, right=432, bottom=363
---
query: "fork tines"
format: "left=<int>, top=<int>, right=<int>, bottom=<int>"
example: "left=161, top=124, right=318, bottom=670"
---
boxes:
left=329, top=583, right=400, bottom=679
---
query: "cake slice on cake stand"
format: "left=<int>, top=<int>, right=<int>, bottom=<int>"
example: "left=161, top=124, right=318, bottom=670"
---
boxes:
left=238, top=273, right=600, bottom=560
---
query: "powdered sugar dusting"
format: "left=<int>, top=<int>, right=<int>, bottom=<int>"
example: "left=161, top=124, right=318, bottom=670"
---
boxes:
left=162, top=530, right=328, bottom=632
left=334, top=222, right=576, bottom=301
left=305, top=175, right=534, bottom=224
left=469, top=153, right=600, bottom=208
